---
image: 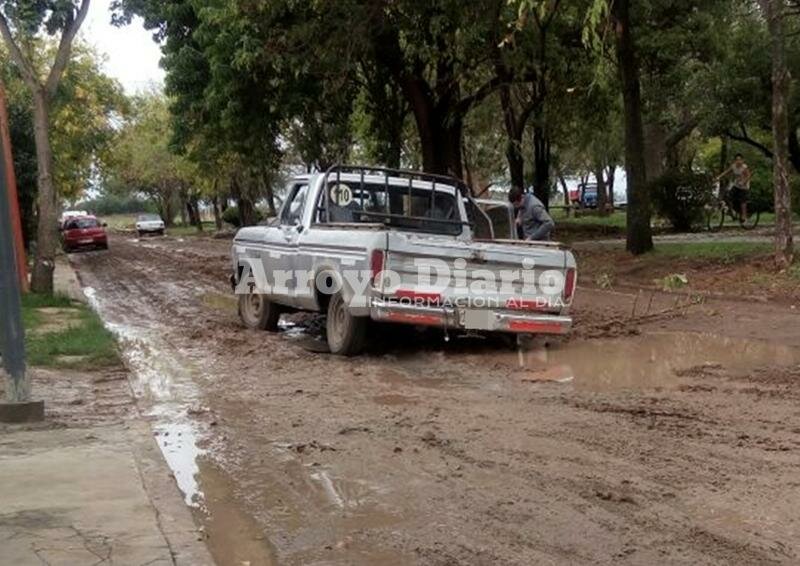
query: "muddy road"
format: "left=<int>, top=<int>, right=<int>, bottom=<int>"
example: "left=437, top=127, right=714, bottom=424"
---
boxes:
left=71, top=234, right=800, bottom=565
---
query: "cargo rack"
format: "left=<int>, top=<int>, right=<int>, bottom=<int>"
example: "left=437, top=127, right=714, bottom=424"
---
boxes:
left=319, top=164, right=494, bottom=237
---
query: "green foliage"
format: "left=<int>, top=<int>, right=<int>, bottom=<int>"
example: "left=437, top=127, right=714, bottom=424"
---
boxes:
left=105, top=91, right=196, bottom=222
left=222, top=205, right=262, bottom=228
left=75, top=194, right=156, bottom=216
left=51, top=43, right=128, bottom=200
left=650, top=170, right=714, bottom=232
left=654, top=273, right=688, bottom=291
left=21, top=293, right=120, bottom=369
left=1, top=40, right=124, bottom=242
left=655, top=242, right=771, bottom=261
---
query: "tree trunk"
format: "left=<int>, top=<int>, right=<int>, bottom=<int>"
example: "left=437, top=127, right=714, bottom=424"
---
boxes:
left=606, top=165, right=616, bottom=208
left=212, top=195, right=222, bottom=231
left=533, top=125, right=550, bottom=209
left=401, top=79, right=464, bottom=177
left=644, top=122, right=666, bottom=181
left=762, top=0, right=794, bottom=266
left=595, top=165, right=608, bottom=215
left=788, top=127, right=800, bottom=174
left=719, top=135, right=729, bottom=175
left=29, top=89, right=57, bottom=294
left=187, top=195, right=202, bottom=231
left=260, top=168, right=277, bottom=216
left=231, top=175, right=257, bottom=227
left=160, top=192, right=175, bottom=227
left=612, top=0, right=653, bottom=255
left=506, top=131, right=525, bottom=190
left=499, top=85, right=525, bottom=189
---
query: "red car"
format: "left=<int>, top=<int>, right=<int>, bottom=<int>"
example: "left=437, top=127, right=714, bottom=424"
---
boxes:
left=62, top=215, right=109, bottom=253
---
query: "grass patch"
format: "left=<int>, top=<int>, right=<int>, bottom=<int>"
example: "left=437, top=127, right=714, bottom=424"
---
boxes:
left=653, top=242, right=771, bottom=262
left=21, top=293, right=119, bottom=369
left=166, top=221, right=217, bottom=237
left=552, top=208, right=627, bottom=228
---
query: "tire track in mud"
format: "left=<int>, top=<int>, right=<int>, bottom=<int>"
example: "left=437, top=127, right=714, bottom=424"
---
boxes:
left=70, top=234, right=800, bottom=566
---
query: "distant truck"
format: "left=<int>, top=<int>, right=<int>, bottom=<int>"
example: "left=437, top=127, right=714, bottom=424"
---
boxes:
left=230, top=165, right=577, bottom=355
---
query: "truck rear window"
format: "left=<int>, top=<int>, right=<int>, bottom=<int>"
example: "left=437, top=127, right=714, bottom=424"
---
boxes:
left=316, top=180, right=463, bottom=235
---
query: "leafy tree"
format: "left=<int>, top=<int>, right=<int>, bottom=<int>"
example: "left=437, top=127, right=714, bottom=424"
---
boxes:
left=0, top=0, right=90, bottom=293
left=106, top=92, right=193, bottom=225
left=2, top=41, right=124, bottom=243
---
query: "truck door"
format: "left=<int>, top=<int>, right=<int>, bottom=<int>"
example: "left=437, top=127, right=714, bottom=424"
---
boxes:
left=275, top=182, right=309, bottom=305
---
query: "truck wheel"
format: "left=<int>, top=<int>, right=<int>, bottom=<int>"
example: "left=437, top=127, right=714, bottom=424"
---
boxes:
left=238, top=292, right=281, bottom=331
left=326, top=292, right=367, bottom=355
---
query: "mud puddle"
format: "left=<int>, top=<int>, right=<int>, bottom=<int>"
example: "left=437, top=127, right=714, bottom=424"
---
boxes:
left=510, top=331, right=800, bottom=390
left=83, top=286, right=277, bottom=566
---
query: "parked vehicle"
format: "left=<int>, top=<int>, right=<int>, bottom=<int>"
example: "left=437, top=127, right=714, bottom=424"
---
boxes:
left=579, top=183, right=598, bottom=208
left=62, top=215, right=108, bottom=253
left=135, top=213, right=166, bottom=236
left=230, top=165, right=577, bottom=355
left=59, top=210, right=88, bottom=228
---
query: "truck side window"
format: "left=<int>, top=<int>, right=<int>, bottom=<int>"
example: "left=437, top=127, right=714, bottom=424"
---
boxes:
left=281, top=183, right=309, bottom=226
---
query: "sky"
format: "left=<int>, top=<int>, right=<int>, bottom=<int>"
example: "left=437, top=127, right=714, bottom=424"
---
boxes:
left=80, top=0, right=165, bottom=93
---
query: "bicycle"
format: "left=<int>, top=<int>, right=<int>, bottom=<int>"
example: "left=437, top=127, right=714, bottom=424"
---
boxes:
left=705, top=182, right=760, bottom=231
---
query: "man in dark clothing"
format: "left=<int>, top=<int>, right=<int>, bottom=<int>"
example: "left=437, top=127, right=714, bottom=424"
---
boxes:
left=508, top=186, right=555, bottom=241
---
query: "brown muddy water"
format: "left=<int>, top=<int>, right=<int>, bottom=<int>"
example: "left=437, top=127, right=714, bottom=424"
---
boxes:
left=83, top=286, right=277, bottom=565
left=87, top=284, right=800, bottom=565
left=508, top=332, right=800, bottom=390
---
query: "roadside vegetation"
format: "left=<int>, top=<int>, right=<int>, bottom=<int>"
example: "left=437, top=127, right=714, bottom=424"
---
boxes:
left=1, top=0, right=798, bottom=294
left=577, top=241, right=800, bottom=302
left=22, top=294, right=119, bottom=369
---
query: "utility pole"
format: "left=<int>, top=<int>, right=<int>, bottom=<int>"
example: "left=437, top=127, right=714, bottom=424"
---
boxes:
left=0, top=129, right=42, bottom=422
left=0, top=78, right=28, bottom=292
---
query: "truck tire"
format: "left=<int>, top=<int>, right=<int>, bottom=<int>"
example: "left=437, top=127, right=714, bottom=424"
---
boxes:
left=238, top=292, right=281, bottom=331
left=326, top=292, right=367, bottom=355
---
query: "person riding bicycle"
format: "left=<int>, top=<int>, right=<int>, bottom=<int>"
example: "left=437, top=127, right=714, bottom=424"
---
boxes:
left=716, top=153, right=752, bottom=224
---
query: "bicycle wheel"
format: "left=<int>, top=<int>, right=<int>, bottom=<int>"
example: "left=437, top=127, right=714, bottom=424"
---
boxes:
left=740, top=210, right=761, bottom=230
left=706, top=205, right=725, bottom=232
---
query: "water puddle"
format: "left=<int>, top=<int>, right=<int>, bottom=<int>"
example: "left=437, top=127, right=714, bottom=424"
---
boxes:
left=84, top=285, right=277, bottom=565
left=511, top=332, right=800, bottom=391
left=84, top=288, right=206, bottom=500
left=153, top=422, right=205, bottom=507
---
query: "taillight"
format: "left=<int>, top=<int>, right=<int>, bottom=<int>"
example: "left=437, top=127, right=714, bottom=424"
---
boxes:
left=564, top=268, right=576, bottom=302
left=370, top=249, right=385, bottom=286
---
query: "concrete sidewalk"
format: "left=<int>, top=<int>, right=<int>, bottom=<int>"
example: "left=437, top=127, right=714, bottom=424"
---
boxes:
left=0, top=422, right=214, bottom=565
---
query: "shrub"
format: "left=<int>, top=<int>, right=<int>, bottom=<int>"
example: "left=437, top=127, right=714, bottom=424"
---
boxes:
left=221, top=206, right=263, bottom=228
left=221, top=206, right=241, bottom=227
left=749, top=174, right=774, bottom=214
left=650, top=170, right=714, bottom=232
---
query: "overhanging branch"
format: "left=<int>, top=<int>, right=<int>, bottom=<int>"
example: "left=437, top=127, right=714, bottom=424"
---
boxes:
left=0, top=12, right=38, bottom=88
left=46, top=0, right=91, bottom=99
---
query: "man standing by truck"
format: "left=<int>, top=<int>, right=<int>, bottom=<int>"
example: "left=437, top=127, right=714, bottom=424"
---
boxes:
left=508, top=186, right=555, bottom=241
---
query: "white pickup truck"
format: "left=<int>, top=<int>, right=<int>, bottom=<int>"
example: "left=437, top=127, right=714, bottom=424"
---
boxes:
left=231, top=165, right=577, bottom=355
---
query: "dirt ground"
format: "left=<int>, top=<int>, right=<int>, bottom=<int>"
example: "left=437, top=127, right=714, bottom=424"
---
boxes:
left=69, top=233, right=800, bottom=566
left=574, top=244, right=800, bottom=304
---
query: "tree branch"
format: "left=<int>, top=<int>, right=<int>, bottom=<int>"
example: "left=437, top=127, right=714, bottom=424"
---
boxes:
left=725, top=124, right=774, bottom=159
left=454, top=75, right=507, bottom=116
left=665, top=117, right=699, bottom=149
left=0, top=11, right=39, bottom=89
left=46, top=0, right=91, bottom=99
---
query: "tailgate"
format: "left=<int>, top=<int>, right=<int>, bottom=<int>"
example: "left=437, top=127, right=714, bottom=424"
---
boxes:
left=378, top=233, right=575, bottom=313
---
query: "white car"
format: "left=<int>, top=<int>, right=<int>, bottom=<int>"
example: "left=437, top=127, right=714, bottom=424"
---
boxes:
left=135, top=214, right=166, bottom=236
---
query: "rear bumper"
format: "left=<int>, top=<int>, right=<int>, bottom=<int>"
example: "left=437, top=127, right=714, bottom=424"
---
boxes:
left=65, top=237, right=107, bottom=248
left=369, top=299, right=572, bottom=335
